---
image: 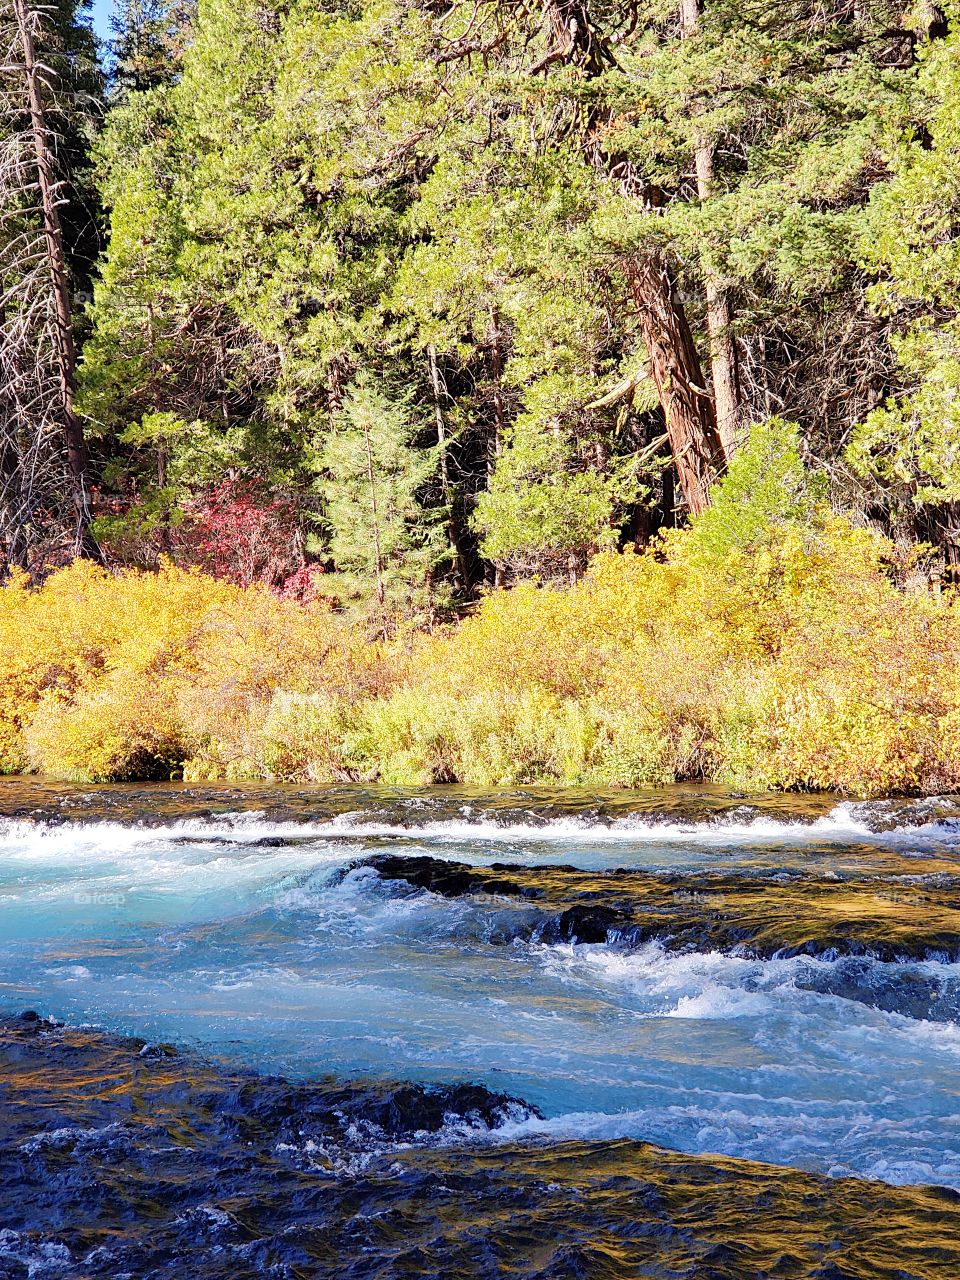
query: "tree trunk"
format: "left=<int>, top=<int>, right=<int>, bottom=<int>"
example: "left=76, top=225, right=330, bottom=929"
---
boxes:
left=519, top=0, right=727, bottom=516
left=629, top=253, right=724, bottom=517
left=486, top=307, right=507, bottom=588
left=361, top=419, right=387, bottom=631
left=11, top=0, right=100, bottom=560
left=695, top=144, right=741, bottom=456
left=427, top=344, right=471, bottom=594
left=680, top=0, right=741, bottom=459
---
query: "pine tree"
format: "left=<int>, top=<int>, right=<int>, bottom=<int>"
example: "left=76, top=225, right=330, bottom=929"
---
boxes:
left=848, top=5, right=960, bottom=556
left=78, top=0, right=956, bottom=586
left=320, top=382, right=446, bottom=634
left=111, top=0, right=194, bottom=93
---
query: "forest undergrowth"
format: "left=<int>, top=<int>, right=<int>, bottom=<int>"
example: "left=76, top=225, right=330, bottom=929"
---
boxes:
left=4, top=424, right=957, bottom=798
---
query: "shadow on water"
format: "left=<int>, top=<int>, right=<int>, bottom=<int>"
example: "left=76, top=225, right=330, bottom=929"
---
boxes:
left=0, top=777, right=847, bottom=826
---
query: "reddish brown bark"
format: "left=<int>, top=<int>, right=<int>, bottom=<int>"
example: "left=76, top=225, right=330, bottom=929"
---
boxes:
left=680, top=0, right=742, bottom=458
left=629, top=254, right=724, bottom=517
left=459, top=0, right=728, bottom=519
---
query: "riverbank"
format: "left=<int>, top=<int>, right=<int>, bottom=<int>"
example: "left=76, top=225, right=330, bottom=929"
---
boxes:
left=3, top=493, right=959, bottom=796
left=4, top=433, right=960, bottom=796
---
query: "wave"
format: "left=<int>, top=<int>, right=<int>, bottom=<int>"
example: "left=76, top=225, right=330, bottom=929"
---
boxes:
left=4, top=797, right=960, bottom=852
left=345, top=852, right=960, bottom=962
left=306, top=799, right=960, bottom=846
left=4, top=1012, right=958, bottom=1191
left=487, top=1102, right=960, bottom=1189
left=536, top=938, right=960, bottom=1027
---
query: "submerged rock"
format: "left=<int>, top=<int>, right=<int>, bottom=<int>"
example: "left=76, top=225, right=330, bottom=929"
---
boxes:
left=0, top=1016, right=958, bottom=1279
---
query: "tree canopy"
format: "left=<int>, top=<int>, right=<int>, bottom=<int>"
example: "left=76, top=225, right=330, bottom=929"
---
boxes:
left=2, top=0, right=959, bottom=607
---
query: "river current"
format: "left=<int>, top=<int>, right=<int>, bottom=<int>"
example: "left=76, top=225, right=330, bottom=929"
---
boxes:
left=3, top=780, right=960, bottom=1278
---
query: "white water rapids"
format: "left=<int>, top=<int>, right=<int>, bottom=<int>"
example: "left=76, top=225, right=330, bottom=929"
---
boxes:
left=2, top=791, right=960, bottom=1190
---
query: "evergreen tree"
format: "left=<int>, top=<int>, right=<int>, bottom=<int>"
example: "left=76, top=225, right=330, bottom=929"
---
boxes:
left=76, top=0, right=960, bottom=589
left=474, top=431, right=643, bottom=583
left=112, top=0, right=194, bottom=92
left=320, top=382, right=446, bottom=633
left=848, top=5, right=960, bottom=556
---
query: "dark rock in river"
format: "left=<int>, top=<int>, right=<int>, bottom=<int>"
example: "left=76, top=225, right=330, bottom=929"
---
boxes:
left=355, top=853, right=960, bottom=961
left=1, top=1016, right=958, bottom=1279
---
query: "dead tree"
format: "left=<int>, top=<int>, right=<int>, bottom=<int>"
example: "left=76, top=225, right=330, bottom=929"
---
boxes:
left=0, top=0, right=100, bottom=569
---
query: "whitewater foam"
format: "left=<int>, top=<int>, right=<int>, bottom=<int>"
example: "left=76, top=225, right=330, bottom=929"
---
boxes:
left=537, top=939, right=960, bottom=1032
left=3, top=799, right=960, bottom=856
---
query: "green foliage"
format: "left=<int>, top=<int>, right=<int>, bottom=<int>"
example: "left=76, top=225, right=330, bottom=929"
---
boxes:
left=111, top=0, right=194, bottom=92
left=849, top=9, right=960, bottom=508
left=55, top=0, right=960, bottom=597
left=475, top=432, right=641, bottom=579
left=79, top=88, right=193, bottom=437
left=689, top=419, right=827, bottom=565
left=320, top=383, right=446, bottom=628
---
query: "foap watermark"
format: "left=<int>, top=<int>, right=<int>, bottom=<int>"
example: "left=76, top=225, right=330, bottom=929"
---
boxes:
left=73, top=891, right=126, bottom=907
left=671, top=889, right=726, bottom=907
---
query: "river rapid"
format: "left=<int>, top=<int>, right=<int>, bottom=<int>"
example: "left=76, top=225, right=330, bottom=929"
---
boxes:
left=2, top=779, right=960, bottom=1278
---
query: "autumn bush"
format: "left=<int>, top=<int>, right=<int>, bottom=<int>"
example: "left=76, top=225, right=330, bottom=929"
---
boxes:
left=0, top=561, right=392, bottom=783
left=4, top=423, right=960, bottom=796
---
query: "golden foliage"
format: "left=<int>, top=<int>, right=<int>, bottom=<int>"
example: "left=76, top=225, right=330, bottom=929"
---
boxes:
left=3, top=518, right=960, bottom=796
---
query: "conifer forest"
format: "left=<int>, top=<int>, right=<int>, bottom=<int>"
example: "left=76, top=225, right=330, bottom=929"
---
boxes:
left=4, top=0, right=960, bottom=792
left=4, top=0, right=960, bottom=595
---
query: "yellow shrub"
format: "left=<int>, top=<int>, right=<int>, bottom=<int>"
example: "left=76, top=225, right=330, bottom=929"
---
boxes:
left=0, top=561, right=374, bottom=783
left=26, top=677, right=188, bottom=783
left=4, top=508, right=960, bottom=796
left=255, top=692, right=356, bottom=782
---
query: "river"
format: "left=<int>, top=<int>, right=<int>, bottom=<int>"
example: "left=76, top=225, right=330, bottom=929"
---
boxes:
left=2, top=780, right=960, bottom=1277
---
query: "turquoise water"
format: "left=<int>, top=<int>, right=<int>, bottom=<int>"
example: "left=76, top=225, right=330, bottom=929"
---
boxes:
left=2, top=784, right=960, bottom=1189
